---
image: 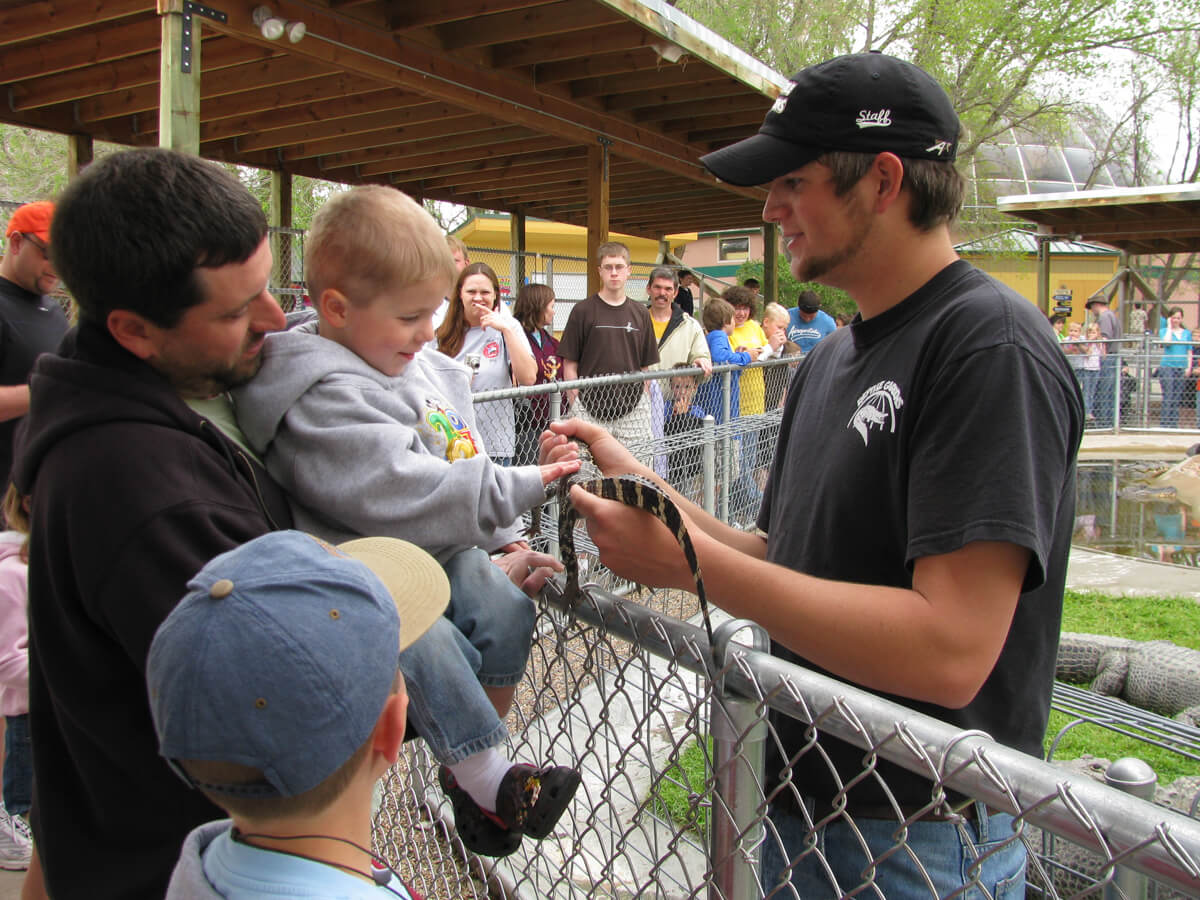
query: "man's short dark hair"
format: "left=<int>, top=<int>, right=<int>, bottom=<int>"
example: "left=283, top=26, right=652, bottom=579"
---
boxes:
left=51, top=148, right=268, bottom=328
left=821, top=151, right=964, bottom=231
left=649, top=266, right=678, bottom=287
left=743, top=277, right=760, bottom=289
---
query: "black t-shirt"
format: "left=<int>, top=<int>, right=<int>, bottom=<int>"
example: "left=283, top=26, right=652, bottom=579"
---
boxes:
left=0, top=276, right=69, bottom=482
left=758, top=260, right=1084, bottom=814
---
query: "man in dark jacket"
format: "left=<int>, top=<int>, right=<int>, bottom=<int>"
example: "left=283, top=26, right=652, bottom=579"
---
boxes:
left=12, top=149, right=292, bottom=899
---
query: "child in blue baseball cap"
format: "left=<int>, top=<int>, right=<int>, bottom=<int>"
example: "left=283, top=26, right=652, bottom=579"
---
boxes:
left=148, top=530, right=449, bottom=898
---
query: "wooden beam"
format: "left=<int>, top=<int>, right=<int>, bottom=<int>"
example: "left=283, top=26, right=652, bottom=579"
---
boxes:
left=437, top=3, right=622, bottom=50
left=603, top=79, right=742, bottom=111
left=0, top=0, right=153, bottom=48
left=634, top=93, right=763, bottom=123
left=571, top=65, right=719, bottom=100
left=270, top=170, right=293, bottom=288
left=390, top=146, right=589, bottom=187
left=199, top=83, right=401, bottom=141
left=278, top=114, right=505, bottom=162
left=0, top=17, right=162, bottom=83
left=73, top=37, right=280, bottom=122
left=233, top=100, right=460, bottom=153
left=337, top=130, right=558, bottom=175
left=67, top=133, right=94, bottom=176
left=9, top=47, right=161, bottom=110
left=587, top=140, right=610, bottom=295
left=534, top=49, right=659, bottom=84
left=763, top=223, right=778, bottom=305
left=389, top=0, right=560, bottom=30
left=158, top=0, right=199, bottom=153
left=491, top=24, right=650, bottom=68
left=511, top=211, right=526, bottom=286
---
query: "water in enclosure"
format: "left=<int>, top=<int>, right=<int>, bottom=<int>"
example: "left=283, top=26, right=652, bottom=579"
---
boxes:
left=1075, top=457, right=1200, bottom=567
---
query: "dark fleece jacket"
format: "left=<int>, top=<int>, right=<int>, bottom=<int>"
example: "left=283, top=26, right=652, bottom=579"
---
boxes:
left=12, top=321, right=292, bottom=900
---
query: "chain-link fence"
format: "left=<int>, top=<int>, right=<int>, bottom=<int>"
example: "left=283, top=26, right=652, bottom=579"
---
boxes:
left=1063, top=336, right=1200, bottom=432
left=368, top=358, right=1200, bottom=899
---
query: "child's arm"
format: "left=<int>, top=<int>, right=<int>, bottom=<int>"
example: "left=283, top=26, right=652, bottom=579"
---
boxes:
left=272, top=380, right=554, bottom=555
left=707, top=331, right=752, bottom=366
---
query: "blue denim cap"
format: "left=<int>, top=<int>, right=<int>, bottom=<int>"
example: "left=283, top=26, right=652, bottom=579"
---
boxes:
left=700, top=52, right=960, bottom=187
left=147, top=530, right=449, bottom=798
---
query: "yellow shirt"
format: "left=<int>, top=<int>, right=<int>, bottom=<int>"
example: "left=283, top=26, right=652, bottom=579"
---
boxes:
left=731, top=320, right=768, bottom=415
left=651, top=316, right=669, bottom=343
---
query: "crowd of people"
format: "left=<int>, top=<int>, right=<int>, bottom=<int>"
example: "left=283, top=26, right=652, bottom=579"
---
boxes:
left=1055, top=300, right=1197, bottom=428
left=0, top=49, right=1108, bottom=900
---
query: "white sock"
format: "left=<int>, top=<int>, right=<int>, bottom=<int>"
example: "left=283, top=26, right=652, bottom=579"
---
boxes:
left=448, top=748, right=512, bottom=811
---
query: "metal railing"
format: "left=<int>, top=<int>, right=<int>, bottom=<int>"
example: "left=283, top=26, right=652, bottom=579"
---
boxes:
left=1063, top=336, right=1200, bottom=433
left=370, top=359, right=1200, bottom=900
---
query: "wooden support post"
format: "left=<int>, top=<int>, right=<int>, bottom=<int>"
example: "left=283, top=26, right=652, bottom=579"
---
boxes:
left=657, top=238, right=669, bottom=265
left=1036, top=231, right=1051, bottom=316
left=67, top=134, right=93, bottom=177
left=269, top=170, right=293, bottom=296
left=511, top=210, right=526, bottom=292
left=586, top=138, right=611, bottom=296
left=763, top=222, right=778, bottom=305
left=158, top=0, right=200, bottom=153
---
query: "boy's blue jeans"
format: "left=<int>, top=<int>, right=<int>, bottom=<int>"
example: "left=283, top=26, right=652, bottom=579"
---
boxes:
left=761, top=802, right=1026, bottom=900
left=399, top=547, right=535, bottom=764
left=3, top=713, right=31, bottom=816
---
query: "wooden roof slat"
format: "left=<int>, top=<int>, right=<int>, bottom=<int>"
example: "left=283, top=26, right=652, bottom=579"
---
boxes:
left=230, top=100, right=462, bottom=153
left=328, top=128, right=551, bottom=173
left=489, top=23, right=654, bottom=68
left=437, top=1, right=623, bottom=50
left=279, top=114, right=509, bottom=162
left=569, top=61, right=718, bottom=98
left=388, top=0, right=561, bottom=30
left=0, top=0, right=152, bottom=48
left=390, top=147, right=590, bottom=185
left=197, top=81, right=397, bottom=138
left=0, top=16, right=162, bottom=84
left=534, top=49, right=661, bottom=84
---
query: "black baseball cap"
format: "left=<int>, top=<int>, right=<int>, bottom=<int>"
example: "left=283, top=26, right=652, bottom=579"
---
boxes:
left=700, top=52, right=960, bottom=187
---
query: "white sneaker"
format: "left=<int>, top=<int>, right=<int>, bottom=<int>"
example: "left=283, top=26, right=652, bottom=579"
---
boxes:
left=0, top=802, right=31, bottom=871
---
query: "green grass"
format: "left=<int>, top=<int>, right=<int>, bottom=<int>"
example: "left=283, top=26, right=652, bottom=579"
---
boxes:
left=653, top=736, right=712, bottom=839
left=653, top=590, right=1200, bottom=835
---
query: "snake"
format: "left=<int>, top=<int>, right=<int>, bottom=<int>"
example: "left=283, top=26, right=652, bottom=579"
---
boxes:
left=554, top=464, right=718, bottom=673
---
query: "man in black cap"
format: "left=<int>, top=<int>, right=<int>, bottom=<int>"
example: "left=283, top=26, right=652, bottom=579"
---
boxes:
left=543, top=52, right=1083, bottom=898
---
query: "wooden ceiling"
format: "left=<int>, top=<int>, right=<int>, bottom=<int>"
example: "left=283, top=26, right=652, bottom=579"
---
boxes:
left=998, top=184, right=1200, bottom=256
left=0, top=0, right=787, bottom=239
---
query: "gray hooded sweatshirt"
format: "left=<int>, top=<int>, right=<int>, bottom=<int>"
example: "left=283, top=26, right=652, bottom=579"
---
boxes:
left=232, top=321, right=544, bottom=562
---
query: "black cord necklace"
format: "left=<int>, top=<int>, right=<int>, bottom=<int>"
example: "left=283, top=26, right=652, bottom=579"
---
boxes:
left=231, top=828, right=410, bottom=897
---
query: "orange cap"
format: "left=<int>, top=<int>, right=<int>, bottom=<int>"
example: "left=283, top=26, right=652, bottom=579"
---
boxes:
left=5, top=201, right=54, bottom=244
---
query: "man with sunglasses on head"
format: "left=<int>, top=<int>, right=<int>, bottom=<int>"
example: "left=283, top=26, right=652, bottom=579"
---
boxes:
left=0, top=202, right=68, bottom=486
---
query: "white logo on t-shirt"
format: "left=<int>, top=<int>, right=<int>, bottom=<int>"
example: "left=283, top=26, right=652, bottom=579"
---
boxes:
left=848, top=380, right=904, bottom=446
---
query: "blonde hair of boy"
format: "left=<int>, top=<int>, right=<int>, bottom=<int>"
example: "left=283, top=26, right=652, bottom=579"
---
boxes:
left=702, top=298, right=734, bottom=333
left=595, top=241, right=631, bottom=266
left=305, top=186, right=455, bottom=306
left=763, top=302, right=790, bottom=326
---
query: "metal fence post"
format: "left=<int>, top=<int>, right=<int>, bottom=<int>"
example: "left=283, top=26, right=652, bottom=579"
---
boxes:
left=702, top=415, right=716, bottom=516
left=709, top=619, right=769, bottom=900
left=1112, top=340, right=1123, bottom=434
left=720, top=371, right=732, bottom=522
left=1103, top=758, right=1157, bottom=900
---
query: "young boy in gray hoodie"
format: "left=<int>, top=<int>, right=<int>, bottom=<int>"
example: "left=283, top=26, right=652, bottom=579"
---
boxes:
left=233, top=186, right=581, bottom=857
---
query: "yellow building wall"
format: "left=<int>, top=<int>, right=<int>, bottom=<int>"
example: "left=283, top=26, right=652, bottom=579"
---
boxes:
left=962, top=253, right=1120, bottom=324
left=455, top=216, right=692, bottom=264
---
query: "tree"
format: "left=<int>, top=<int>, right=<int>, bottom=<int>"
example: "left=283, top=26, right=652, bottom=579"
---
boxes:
left=735, top=259, right=857, bottom=319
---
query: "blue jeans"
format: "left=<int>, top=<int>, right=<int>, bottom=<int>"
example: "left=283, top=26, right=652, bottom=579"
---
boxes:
left=3, top=714, right=31, bottom=816
left=762, top=802, right=1026, bottom=899
left=1158, top=366, right=1186, bottom=428
left=1093, top=355, right=1118, bottom=426
left=399, top=548, right=535, bottom=764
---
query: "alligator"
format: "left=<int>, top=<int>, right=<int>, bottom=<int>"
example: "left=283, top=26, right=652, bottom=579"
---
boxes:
left=1056, top=632, right=1200, bottom=725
